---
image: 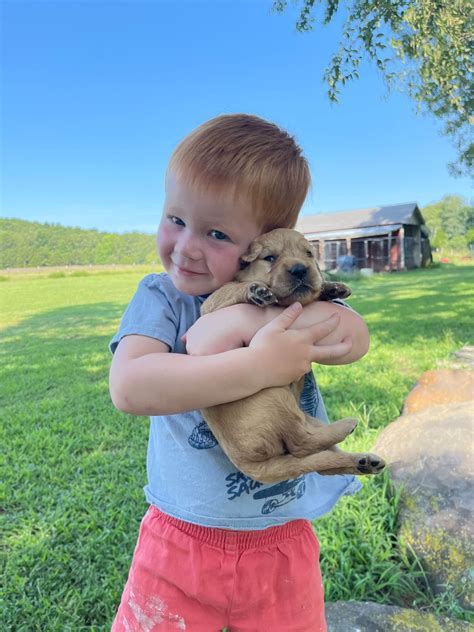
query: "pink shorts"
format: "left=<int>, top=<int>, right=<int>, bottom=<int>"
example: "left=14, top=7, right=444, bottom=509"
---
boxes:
left=111, top=506, right=326, bottom=632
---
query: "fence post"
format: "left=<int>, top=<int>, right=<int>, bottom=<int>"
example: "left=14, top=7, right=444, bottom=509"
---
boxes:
left=399, top=226, right=405, bottom=270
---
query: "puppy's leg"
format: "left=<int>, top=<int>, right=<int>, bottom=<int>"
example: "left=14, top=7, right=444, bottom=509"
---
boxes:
left=292, top=412, right=385, bottom=470
left=284, top=415, right=358, bottom=457
left=201, top=281, right=277, bottom=314
left=317, top=453, right=386, bottom=476
left=283, top=382, right=358, bottom=456
left=240, top=450, right=385, bottom=485
left=282, top=413, right=385, bottom=476
left=200, top=282, right=253, bottom=314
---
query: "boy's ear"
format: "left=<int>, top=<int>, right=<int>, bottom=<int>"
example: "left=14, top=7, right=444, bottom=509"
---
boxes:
left=241, top=241, right=263, bottom=264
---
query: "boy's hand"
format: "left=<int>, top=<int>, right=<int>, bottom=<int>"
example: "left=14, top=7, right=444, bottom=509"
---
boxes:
left=249, top=303, right=353, bottom=389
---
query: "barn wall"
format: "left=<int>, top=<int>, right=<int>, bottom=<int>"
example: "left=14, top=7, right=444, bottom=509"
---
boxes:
left=307, top=222, right=432, bottom=272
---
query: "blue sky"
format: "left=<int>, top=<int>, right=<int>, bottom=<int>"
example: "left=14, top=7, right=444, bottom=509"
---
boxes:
left=2, top=0, right=472, bottom=234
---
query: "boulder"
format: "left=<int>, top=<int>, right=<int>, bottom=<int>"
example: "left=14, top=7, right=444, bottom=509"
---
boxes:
left=450, top=345, right=474, bottom=369
left=325, top=601, right=471, bottom=631
left=402, top=369, right=473, bottom=414
left=374, top=402, right=474, bottom=610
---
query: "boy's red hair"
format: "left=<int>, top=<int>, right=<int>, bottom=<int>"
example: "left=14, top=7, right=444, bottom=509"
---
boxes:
left=167, top=114, right=311, bottom=231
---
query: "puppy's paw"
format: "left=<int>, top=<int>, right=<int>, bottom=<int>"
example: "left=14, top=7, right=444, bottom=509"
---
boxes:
left=356, top=453, right=386, bottom=475
left=319, top=282, right=352, bottom=301
left=248, top=282, right=278, bottom=306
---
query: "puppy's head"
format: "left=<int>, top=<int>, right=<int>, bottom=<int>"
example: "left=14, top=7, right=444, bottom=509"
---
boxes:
left=236, top=228, right=324, bottom=306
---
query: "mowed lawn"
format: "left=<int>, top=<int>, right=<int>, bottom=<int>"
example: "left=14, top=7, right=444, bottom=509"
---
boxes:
left=2, top=263, right=473, bottom=630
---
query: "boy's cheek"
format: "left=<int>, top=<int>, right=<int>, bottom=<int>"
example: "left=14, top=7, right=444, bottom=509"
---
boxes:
left=156, top=227, right=172, bottom=260
left=156, top=223, right=168, bottom=245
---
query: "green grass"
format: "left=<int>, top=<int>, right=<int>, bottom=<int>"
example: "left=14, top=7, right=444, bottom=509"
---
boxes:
left=2, top=263, right=474, bottom=630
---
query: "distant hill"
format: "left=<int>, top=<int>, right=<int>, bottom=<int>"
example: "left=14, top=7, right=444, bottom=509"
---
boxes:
left=0, top=218, right=159, bottom=268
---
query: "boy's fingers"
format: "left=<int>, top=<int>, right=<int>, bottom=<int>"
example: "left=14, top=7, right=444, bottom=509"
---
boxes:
left=311, top=337, right=353, bottom=362
left=307, top=313, right=340, bottom=342
left=270, top=302, right=303, bottom=329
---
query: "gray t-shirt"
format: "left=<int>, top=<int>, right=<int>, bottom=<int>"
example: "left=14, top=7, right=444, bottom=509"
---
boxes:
left=110, top=273, right=361, bottom=530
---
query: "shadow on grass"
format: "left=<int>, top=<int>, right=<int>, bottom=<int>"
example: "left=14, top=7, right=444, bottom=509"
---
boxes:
left=2, top=301, right=148, bottom=629
left=1, top=301, right=125, bottom=388
left=347, top=265, right=474, bottom=345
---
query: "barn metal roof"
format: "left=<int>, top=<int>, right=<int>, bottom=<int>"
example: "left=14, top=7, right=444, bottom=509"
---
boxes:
left=297, top=202, right=424, bottom=235
left=304, top=224, right=403, bottom=241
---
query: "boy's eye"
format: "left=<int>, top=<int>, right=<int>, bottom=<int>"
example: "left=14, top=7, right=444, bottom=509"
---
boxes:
left=209, top=229, right=229, bottom=241
left=264, top=255, right=277, bottom=263
left=169, top=215, right=185, bottom=226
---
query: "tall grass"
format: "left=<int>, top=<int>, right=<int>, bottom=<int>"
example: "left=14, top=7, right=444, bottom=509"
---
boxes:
left=2, top=263, right=473, bottom=630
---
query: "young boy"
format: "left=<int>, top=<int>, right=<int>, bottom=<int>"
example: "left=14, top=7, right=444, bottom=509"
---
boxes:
left=109, top=114, right=368, bottom=631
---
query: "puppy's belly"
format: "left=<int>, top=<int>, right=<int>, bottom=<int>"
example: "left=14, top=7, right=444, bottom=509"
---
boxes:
left=203, top=386, right=303, bottom=463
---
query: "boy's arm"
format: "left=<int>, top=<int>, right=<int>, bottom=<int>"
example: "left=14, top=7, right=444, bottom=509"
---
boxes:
left=185, top=301, right=369, bottom=365
left=109, top=335, right=265, bottom=416
left=109, top=303, right=348, bottom=416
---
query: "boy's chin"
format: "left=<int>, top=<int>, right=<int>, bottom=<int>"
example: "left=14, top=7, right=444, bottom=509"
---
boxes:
left=170, top=272, right=213, bottom=296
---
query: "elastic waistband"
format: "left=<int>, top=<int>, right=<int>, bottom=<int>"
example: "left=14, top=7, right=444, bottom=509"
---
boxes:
left=148, top=505, right=312, bottom=551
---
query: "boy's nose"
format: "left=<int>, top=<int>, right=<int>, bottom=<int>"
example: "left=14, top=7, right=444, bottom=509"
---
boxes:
left=176, top=232, right=202, bottom=260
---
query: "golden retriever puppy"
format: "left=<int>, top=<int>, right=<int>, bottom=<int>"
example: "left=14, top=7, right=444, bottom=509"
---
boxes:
left=200, top=228, right=385, bottom=484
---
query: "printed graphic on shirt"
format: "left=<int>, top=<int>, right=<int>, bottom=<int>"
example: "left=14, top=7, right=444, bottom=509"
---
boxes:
left=188, top=420, right=218, bottom=450
left=225, top=471, right=306, bottom=514
left=253, top=477, right=306, bottom=514
left=225, top=471, right=264, bottom=500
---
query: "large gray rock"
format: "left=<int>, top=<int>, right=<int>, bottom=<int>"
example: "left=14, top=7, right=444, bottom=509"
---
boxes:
left=325, top=601, right=471, bottom=631
left=374, top=402, right=474, bottom=610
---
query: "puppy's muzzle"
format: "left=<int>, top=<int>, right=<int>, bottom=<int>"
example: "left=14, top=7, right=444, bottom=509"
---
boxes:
left=288, top=263, right=309, bottom=281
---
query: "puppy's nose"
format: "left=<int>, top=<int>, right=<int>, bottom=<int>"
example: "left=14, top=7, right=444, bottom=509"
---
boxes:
left=288, top=263, right=308, bottom=280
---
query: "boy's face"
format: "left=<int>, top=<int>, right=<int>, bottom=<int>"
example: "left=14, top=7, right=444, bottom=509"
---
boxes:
left=158, top=173, right=261, bottom=295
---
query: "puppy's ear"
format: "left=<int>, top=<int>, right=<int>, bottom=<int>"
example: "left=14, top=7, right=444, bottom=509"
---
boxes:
left=241, top=241, right=263, bottom=263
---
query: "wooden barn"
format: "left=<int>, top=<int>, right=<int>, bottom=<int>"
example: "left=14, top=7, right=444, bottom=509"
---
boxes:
left=297, top=202, right=432, bottom=272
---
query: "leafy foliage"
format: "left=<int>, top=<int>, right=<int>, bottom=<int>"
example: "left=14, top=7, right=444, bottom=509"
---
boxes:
left=421, top=195, right=473, bottom=249
left=272, top=0, right=474, bottom=176
left=0, top=218, right=159, bottom=268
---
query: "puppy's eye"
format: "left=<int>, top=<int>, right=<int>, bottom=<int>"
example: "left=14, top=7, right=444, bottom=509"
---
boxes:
left=263, top=255, right=277, bottom=263
left=306, top=250, right=314, bottom=258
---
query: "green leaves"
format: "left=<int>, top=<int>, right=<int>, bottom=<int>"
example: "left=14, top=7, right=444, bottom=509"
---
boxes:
left=422, top=194, right=473, bottom=248
left=272, top=0, right=474, bottom=176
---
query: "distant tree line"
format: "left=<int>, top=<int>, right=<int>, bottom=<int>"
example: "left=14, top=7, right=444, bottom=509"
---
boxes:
left=0, top=218, right=159, bottom=268
left=2, top=197, right=472, bottom=268
left=421, top=195, right=474, bottom=251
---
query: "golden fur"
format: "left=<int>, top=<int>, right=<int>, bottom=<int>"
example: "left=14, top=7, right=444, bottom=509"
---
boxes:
left=200, top=228, right=385, bottom=483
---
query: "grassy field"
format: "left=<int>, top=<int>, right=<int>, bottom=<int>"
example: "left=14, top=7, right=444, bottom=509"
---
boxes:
left=2, top=262, right=473, bottom=630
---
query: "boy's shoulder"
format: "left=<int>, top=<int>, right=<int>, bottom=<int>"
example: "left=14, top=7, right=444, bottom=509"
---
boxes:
left=110, top=272, right=202, bottom=354
left=140, top=272, right=208, bottom=301
left=138, top=272, right=179, bottom=299
left=137, top=272, right=204, bottom=310
left=138, top=271, right=169, bottom=289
